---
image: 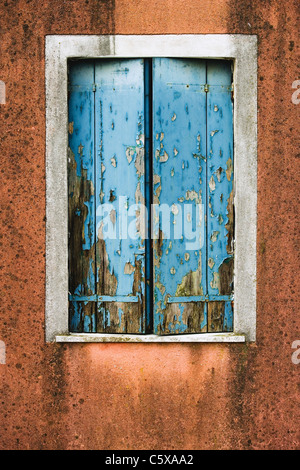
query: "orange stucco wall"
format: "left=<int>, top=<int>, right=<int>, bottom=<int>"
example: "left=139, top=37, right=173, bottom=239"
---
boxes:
left=0, top=0, right=299, bottom=450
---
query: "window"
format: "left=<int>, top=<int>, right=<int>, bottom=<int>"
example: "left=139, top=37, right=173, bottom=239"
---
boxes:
left=46, top=35, right=257, bottom=342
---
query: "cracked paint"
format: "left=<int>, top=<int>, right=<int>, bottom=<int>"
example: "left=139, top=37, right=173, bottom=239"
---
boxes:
left=69, top=58, right=233, bottom=335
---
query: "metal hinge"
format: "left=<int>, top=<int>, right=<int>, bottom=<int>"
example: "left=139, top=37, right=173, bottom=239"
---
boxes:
left=204, top=84, right=209, bottom=93
left=92, top=84, right=96, bottom=92
left=231, top=83, right=234, bottom=100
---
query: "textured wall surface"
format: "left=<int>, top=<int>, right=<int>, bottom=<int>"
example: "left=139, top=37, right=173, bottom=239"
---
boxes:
left=0, top=0, right=299, bottom=450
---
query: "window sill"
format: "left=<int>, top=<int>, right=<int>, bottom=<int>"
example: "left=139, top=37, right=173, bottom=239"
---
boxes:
left=56, top=333, right=246, bottom=343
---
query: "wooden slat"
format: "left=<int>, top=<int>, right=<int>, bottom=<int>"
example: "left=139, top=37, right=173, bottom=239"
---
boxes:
left=152, top=58, right=207, bottom=334
left=206, top=60, right=234, bottom=332
left=94, top=59, right=146, bottom=333
left=68, top=60, right=96, bottom=332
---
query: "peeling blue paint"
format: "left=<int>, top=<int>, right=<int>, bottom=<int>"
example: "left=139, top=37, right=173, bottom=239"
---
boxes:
left=68, top=58, right=234, bottom=335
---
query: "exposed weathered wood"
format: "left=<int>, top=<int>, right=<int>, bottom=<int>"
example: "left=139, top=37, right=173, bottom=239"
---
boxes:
left=207, top=301, right=233, bottom=332
left=156, top=302, right=207, bottom=335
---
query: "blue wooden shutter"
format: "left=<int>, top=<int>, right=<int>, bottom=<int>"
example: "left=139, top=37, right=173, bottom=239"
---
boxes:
left=206, top=60, right=234, bottom=332
left=69, top=59, right=146, bottom=334
left=68, top=60, right=97, bottom=332
left=68, top=58, right=234, bottom=336
left=94, top=60, right=146, bottom=333
left=152, top=59, right=234, bottom=335
left=152, top=58, right=208, bottom=334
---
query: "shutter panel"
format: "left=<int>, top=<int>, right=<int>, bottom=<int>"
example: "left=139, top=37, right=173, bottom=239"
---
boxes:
left=152, top=58, right=207, bottom=334
left=68, top=61, right=96, bottom=332
left=94, top=60, right=146, bottom=333
left=206, top=60, right=234, bottom=332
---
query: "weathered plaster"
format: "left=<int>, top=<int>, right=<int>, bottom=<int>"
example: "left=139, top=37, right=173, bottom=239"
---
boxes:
left=0, top=0, right=299, bottom=451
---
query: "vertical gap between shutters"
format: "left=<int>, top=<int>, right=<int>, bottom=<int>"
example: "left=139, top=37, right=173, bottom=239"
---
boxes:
left=144, top=59, right=153, bottom=333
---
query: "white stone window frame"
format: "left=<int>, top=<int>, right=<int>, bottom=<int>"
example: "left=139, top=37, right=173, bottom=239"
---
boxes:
left=45, top=34, right=257, bottom=343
